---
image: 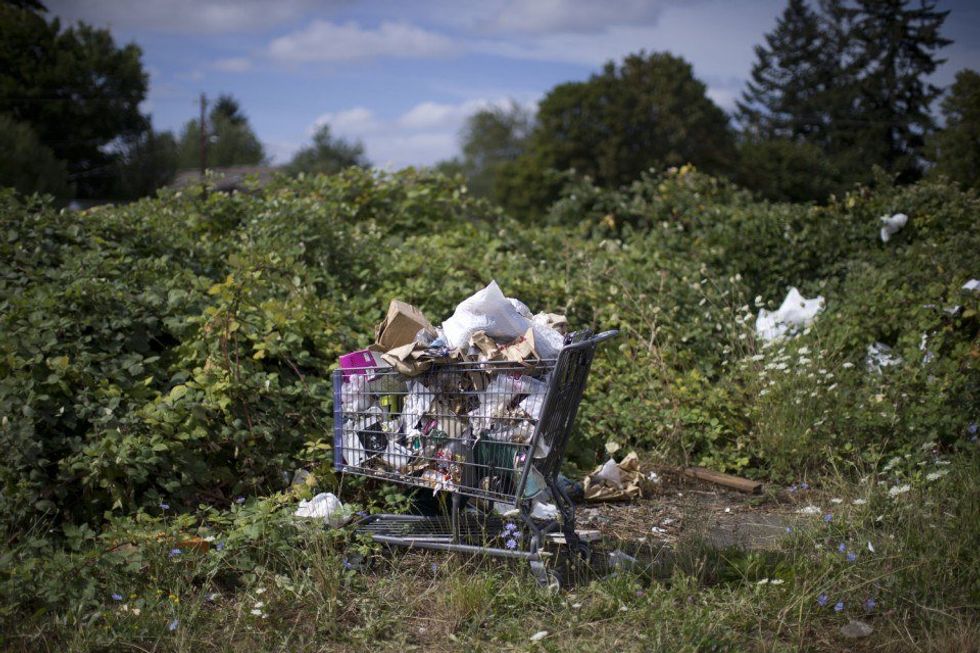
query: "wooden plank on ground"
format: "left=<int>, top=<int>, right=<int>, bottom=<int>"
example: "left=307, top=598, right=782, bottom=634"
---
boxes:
left=684, top=467, right=763, bottom=494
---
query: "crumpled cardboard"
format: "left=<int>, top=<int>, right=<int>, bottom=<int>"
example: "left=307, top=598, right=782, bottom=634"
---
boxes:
left=583, top=452, right=650, bottom=502
left=500, top=328, right=538, bottom=362
left=375, top=300, right=434, bottom=351
left=533, top=312, right=568, bottom=334
left=381, top=342, right=434, bottom=376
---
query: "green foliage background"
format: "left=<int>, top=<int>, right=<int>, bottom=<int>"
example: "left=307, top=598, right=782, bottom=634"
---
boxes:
left=1, top=167, right=977, bottom=533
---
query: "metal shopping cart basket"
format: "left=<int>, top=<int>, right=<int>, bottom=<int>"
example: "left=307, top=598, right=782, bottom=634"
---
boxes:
left=333, top=329, right=617, bottom=587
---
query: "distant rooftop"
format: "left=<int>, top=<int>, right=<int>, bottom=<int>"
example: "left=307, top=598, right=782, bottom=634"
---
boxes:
left=171, top=166, right=281, bottom=192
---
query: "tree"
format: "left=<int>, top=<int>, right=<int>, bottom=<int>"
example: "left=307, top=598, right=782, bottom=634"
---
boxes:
left=458, top=102, right=532, bottom=199
left=735, top=138, right=842, bottom=203
left=929, top=69, right=980, bottom=190
left=0, top=5, right=149, bottom=197
left=737, top=0, right=836, bottom=143
left=286, top=124, right=368, bottom=176
left=740, top=0, right=950, bottom=190
left=847, top=0, right=951, bottom=182
left=0, top=113, right=71, bottom=199
left=529, top=52, right=736, bottom=189
left=110, top=128, right=178, bottom=200
left=177, top=94, right=266, bottom=169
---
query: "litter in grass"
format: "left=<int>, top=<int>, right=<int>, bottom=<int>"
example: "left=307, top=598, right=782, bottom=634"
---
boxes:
left=294, top=493, right=349, bottom=527
left=755, top=287, right=824, bottom=342
left=879, top=213, right=908, bottom=243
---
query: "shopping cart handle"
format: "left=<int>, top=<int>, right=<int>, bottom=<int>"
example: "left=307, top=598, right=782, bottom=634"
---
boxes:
left=590, top=329, right=619, bottom=344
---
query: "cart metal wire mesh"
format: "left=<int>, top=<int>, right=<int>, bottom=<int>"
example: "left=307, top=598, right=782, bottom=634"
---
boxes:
left=332, top=329, right=617, bottom=585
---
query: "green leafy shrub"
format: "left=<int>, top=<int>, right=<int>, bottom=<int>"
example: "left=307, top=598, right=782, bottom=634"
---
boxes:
left=1, top=166, right=977, bottom=534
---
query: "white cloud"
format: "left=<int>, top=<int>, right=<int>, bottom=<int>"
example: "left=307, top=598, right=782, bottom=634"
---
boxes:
left=466, top=0, right=671, bottom=34
left=47, top=0, right=320, bottom=34
left=212, top=57, right=252, bottom=73
left=268, top=20, right=457, bottom=63
left=307, top=97, right=530, bottom=168
left=311, top=107, right=381, bottom=135
left=397, top=99, right=496, bottom=130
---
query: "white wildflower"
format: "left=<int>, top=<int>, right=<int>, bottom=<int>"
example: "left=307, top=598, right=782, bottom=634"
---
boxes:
left=888, top=484, right=911, bottom=498
left=925, top=470, right=947, bottom=482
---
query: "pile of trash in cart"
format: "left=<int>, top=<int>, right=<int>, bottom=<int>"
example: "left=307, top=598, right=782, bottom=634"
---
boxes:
left=335, top=281, right=571, bottom=498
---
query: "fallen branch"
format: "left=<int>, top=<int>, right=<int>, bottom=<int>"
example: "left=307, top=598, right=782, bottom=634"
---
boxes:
left=684, top=467, right=763, bottom=494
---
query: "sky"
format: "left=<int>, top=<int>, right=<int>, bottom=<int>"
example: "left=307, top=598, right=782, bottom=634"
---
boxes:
left=47, top=0, right=980, bottom=169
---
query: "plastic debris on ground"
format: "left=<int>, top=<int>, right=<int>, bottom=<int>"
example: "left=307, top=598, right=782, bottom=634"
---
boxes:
left=335, top=280, right=571, bottom=500
left=866, top=342, right=902, bottom=373
left=963, top=279, right=980, bottom=294
left=583, top=452, right=653, bottom=502
left=755, top=287, right=825, bottom=342
left=295, top=492, right=349, bottom=528
left=879, top=212, right=908, bottom=243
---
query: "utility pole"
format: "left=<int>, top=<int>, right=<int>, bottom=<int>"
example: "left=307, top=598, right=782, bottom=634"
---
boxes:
left=199, top=93, right=207, bottom=178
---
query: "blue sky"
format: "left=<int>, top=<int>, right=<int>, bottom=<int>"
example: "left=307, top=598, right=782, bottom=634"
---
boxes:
left=48, top=0, right=980, bottom=168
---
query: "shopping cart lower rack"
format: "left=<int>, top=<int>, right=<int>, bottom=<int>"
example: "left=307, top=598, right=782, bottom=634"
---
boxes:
left=333, top=329, right=617, bottom=587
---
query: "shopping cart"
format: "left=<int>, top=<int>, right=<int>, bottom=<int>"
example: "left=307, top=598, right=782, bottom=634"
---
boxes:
left=333, top=329, right=618, bottom=587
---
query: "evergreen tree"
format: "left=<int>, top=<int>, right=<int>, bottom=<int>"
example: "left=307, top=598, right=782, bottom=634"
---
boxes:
left=848, top=0, right=951, bottom=182
left=929, top=69, right=980, bottom=190
left=737, top=0, right=830, bottom=142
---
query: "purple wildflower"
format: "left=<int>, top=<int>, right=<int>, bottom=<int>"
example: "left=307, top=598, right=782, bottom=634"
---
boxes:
left=847, top=552, right=857, bottom=562
left=788, top=484, right=798, bottom=493
left=235, top=496, right=245, bottom=504
left=800, top=482, right=810, bottom=490
left=834, top=601, right=844, bottom=612
left=863, top=598, right=877, bottom=612
left=215, top=542, right=225, bottom=551
left=169, top=548, right=182, bottom=558
left=111, top=593, right=123, bottom=601
left=785, top=527, right=792, bottom=533
left=167, top=619, right=179, bottom=631
left=505, top=538, right=517, bottom=550
left=838, top=542, right=846, bottom=553
left=817, top=593, right=829, bottom=607
left=159, top=502, right=170, bottom=510
left=823, top=514, right=833, bottom=523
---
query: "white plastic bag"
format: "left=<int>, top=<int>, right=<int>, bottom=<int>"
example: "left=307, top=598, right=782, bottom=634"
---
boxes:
left=340, top=374, right=371, bottom=412
left=402, top=380, right=434, bottom=431
left=341, top=431, right=366, bottom=466
left=866, top=342, right=902, bottom=373
left=530, top=318, right=565, bottom=360
left=593, top=458, right=623, bottom=489
left=880, top=213, right=908, bottom=243
left=756, top=287, right=824, bottom=342
left=441, top=281, right=530, bottom=350
left=383, top=438, right=413, bottom=471
left=295, top=492, right=349, bottom=528
left=531, top=500, right=560, bottom=520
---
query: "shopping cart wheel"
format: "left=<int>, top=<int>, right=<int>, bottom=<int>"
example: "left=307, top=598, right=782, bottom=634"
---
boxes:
left=530, top=559, right=562, bottom=593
